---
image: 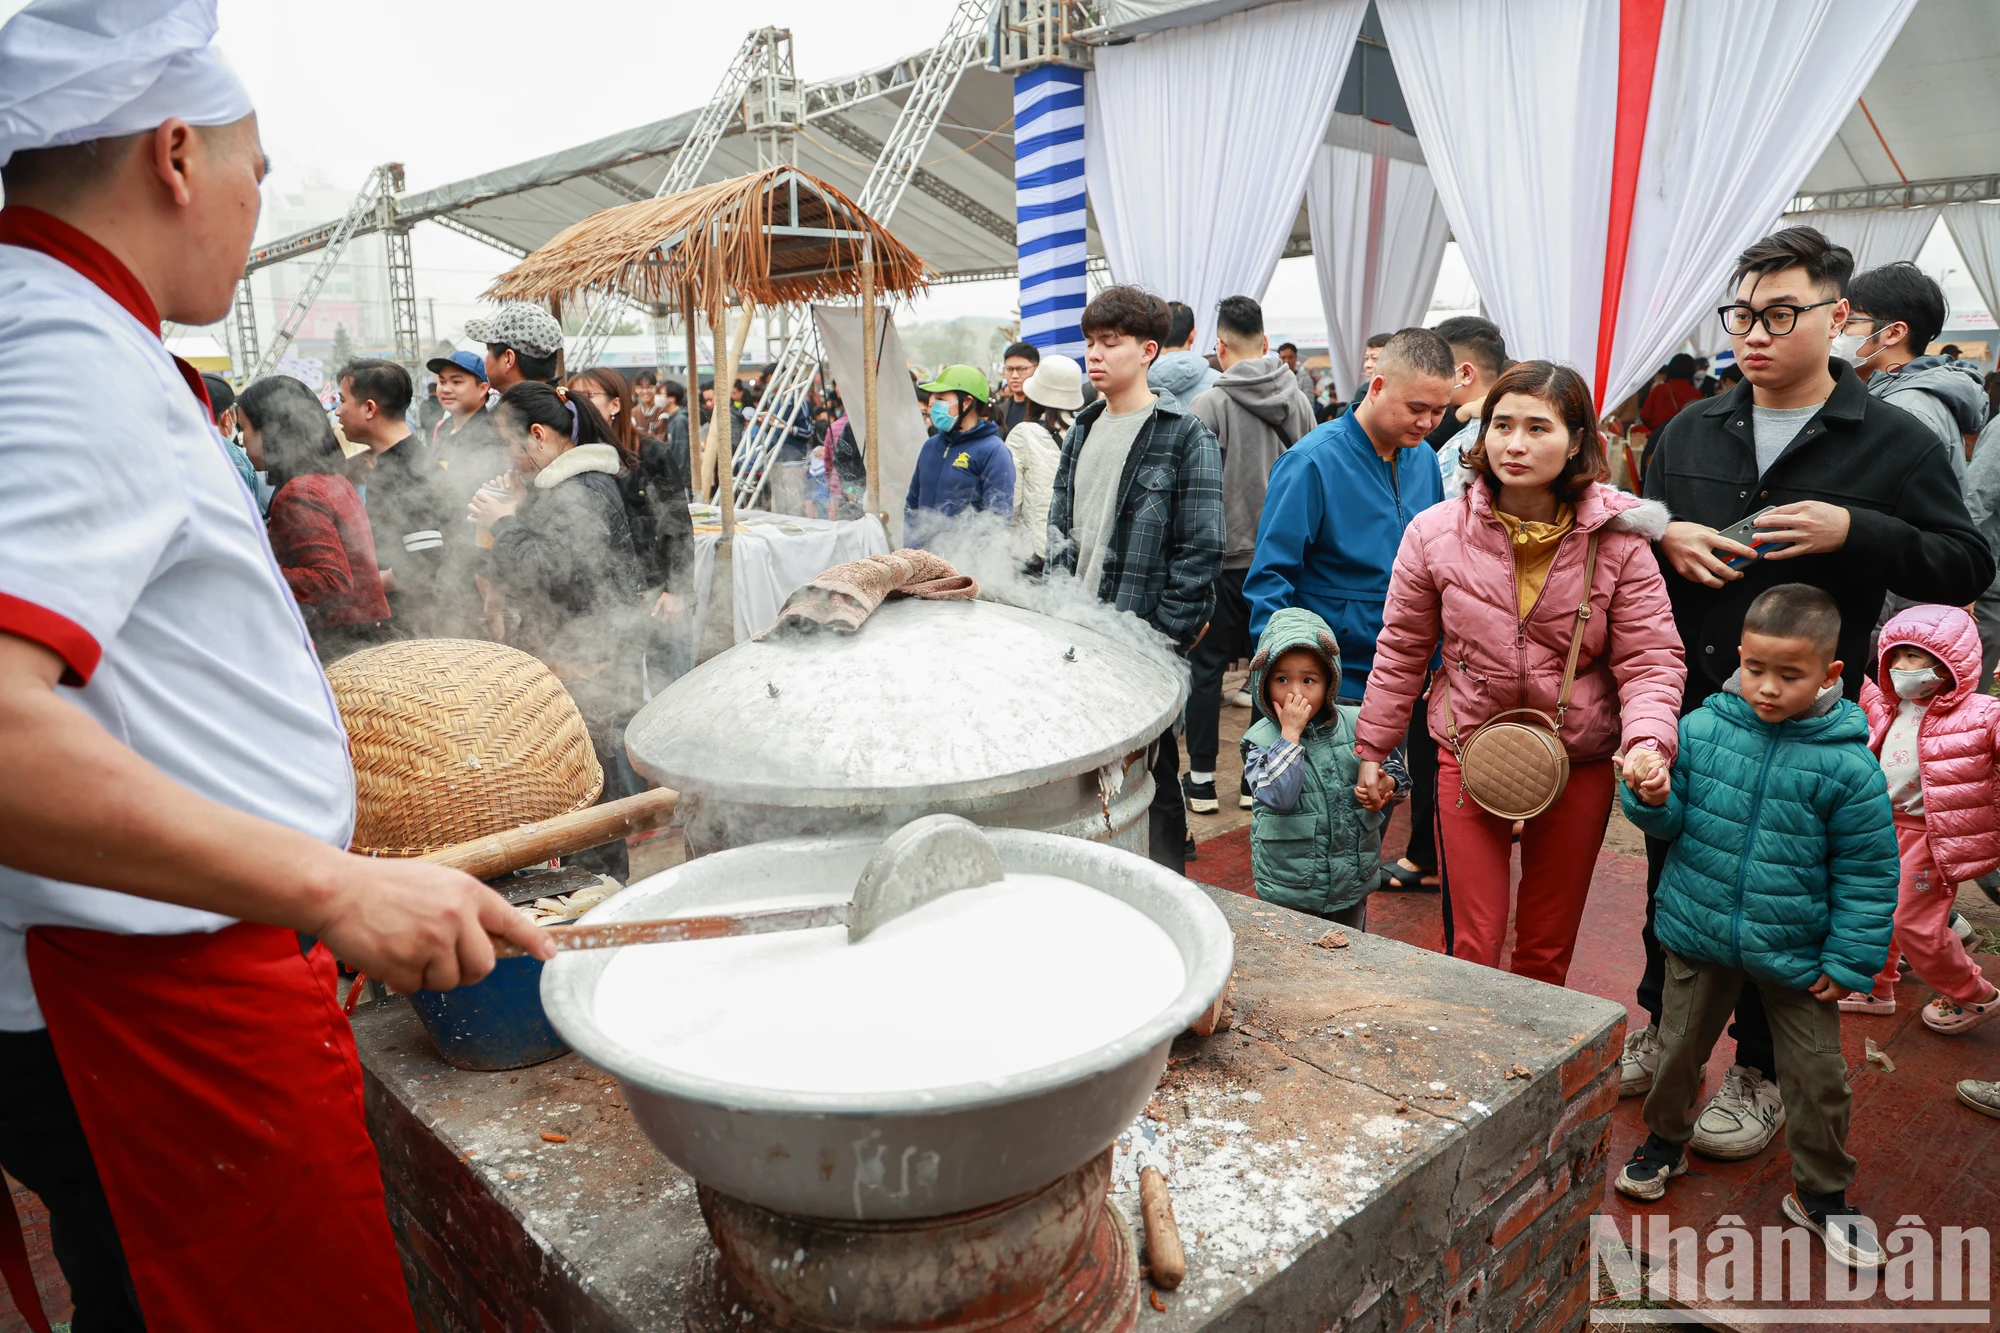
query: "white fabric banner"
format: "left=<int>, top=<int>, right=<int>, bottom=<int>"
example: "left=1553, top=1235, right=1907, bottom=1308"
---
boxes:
left=1598, top=2, right=1916, bottom=410
left=1307, top=140, right=1450, bottom=401
left=811, top=304, right=926, bottom=548
left=1375, top=0, right=1915, bottom=411
left=1944, top=203, right=2000, bottom=332
left=1781, top=206, right=1940, bottom=274
left=1085, top=0, right=1367, bottom=352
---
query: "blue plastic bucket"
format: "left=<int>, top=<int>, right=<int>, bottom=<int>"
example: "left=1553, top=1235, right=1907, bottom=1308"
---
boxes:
left=408, top=955, right=570, bottom=1071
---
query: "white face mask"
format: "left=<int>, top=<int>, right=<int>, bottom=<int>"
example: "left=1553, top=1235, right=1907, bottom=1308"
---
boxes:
left=1890, top=666, right=1944, bottom=699
left=1831, top=328, right=1882, bottom=369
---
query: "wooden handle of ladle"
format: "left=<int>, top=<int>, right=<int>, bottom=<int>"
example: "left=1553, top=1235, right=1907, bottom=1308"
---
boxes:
left=422, top=788, right=678, bottom=881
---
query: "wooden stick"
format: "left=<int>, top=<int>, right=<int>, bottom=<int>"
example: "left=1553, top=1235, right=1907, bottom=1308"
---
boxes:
left=494, top=902, right=849, bottom=958
left=1138, top=1166, right=1186, bottom=1290
left=859, top=240, right=881, bottom=522
left=421, top=788, right=678, bottom=881
left=715, top=295, right=755, bottom=534
left=683, top=284, right=703, bottom=500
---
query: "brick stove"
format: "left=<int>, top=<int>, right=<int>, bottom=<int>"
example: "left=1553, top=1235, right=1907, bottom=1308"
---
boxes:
left=352, top=887, right=1625, bottom=1333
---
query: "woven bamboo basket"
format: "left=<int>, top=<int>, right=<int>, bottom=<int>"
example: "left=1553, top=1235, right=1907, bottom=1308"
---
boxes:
left=327, top=639, right=605, bottom=857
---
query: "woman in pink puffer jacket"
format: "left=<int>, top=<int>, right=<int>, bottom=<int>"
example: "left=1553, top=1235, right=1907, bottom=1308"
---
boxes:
left=1849, top=602, right=2000, bottom=1032
left=1356, top=361, right=1686, bottom=986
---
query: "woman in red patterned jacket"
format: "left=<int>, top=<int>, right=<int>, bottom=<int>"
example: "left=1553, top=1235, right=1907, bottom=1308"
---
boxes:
left=238, top=375, right=389, bottom=662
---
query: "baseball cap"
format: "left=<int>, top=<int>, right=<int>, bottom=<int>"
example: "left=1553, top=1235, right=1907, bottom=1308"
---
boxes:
left=917, top=364, right=991, bottom=403
left=426, top=349, right=487, bottom=380
left=464, top=302, right=564, bottom=359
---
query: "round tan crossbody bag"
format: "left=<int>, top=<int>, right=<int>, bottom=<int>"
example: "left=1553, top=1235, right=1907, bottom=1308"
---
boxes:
left=1435, top=534, right=1600, bottom=821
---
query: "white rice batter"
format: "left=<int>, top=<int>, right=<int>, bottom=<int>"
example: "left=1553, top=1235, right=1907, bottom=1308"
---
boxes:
left=591, top=872, right=1187, bottom=1095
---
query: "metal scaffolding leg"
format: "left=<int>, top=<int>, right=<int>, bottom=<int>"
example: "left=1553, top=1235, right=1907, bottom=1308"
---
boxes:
left=228, top=277, right=260, bottom=380
left=385, top=225, right=421, bottom=377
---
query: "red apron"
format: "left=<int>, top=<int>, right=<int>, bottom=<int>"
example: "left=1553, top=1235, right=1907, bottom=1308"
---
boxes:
left=23, top=922, right=416, bottom=1331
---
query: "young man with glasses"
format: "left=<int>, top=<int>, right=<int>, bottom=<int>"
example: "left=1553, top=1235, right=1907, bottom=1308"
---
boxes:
left=1625, top=226, right=1992, bottom=1164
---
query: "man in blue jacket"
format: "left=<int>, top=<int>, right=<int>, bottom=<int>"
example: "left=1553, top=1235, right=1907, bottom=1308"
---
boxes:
left=1245, top=327, right=1456, bottom=702
left=907, top=364, right=1015, bottom=549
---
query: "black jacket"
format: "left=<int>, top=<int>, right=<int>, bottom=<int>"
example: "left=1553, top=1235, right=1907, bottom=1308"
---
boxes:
left=490, top=452, right=645, bottom=716
left=619, top=436, right=696, bottom=597
left=362, top=434, right=449, bottom=635
left=1643, top=360, right=1993, bottom=701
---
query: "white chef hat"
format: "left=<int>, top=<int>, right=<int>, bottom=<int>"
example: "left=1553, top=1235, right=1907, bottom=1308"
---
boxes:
left=0, top=0, right=254, bottom=168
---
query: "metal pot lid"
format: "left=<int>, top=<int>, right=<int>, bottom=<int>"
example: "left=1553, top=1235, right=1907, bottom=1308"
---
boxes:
left=625, top=598, right=1186, bottom=807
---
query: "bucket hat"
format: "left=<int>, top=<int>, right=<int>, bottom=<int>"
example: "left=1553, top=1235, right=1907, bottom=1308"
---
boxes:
left=1023, top=353, right=1084, bottom=410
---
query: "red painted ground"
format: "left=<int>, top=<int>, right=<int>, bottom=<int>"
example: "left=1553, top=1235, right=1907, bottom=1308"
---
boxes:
left=1192, top=810, right=2000, bottom=1331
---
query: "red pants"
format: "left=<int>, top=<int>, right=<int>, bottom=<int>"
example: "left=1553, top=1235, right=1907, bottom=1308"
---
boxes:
left=1435, top=757, right=1614, bottom=986
left=26, top=923, right=416, bottom=1332
left=1872, top=815, right=1994, bottom=1004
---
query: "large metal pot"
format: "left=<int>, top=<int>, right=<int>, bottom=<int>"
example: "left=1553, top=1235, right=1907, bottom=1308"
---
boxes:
left=539, top=825, right=1233, bottom=1220
left=622, top=598, right=1185, bottom=855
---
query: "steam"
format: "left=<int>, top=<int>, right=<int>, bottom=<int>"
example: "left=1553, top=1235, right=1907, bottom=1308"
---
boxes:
left=914, top=508, right=1189, bottom=682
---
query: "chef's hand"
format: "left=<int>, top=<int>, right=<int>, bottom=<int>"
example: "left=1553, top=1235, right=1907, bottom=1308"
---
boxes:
left=1353, top=760, right=1395, bottom=811
left=1755, top=502, right=1851, bottom=560
left=1659, top=521, right=1755, bottom=588
left=649, top=590, right=685, bottom=623
left=312, top=854, right=553, bottom=992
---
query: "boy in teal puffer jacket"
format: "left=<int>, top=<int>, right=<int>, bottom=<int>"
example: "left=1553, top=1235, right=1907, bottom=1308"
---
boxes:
left=1240, top=608, right=1401, bottom=929
left=1615, top=584, right=1896, bottom=1271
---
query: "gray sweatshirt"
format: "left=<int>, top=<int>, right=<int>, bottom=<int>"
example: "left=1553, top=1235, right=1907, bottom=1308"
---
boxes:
left=1190, top=355, right=1318, bottom=569
left=1148, top=348, right=1219, bottom=410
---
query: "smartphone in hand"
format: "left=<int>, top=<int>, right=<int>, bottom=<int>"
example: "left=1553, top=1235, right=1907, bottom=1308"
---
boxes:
left=1715, top=506, right=1796, bottom=570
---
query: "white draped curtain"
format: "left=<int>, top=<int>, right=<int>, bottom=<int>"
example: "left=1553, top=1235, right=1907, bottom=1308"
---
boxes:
left=1308, top=119, right=1450, bottom=401
left=1375, top=0, right=1915, bottom=412
left=1780, top=206, right=1940, bottom=273
left=1943, top=203, right=2000, bottom=326
left=1085, top=0, right=1366, bottom=352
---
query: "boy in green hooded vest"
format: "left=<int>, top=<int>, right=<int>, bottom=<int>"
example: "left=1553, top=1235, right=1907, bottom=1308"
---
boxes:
left=1241, top=607, right=1404, bottom=929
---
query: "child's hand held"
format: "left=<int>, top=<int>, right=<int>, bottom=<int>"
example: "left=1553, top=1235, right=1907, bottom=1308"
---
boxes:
left=1805, top=972, right=1850, bottom=1004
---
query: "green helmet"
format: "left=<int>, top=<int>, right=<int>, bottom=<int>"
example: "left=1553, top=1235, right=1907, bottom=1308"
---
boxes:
left=917, top=364, right=992, bottom=403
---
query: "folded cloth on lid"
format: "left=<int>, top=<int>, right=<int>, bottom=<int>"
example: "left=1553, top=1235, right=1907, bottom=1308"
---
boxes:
left=761, top=549, right=978, bottom=637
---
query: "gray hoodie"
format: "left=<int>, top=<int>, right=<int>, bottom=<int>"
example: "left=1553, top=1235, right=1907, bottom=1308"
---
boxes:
left=1190, top=355, right=1318, bottom=569
left=1148, top=348, right=1220, bottom=410
left=1867, top=354, right=1988, bottom=482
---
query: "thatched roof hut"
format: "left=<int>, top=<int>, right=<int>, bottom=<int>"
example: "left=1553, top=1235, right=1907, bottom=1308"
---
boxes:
left=485, top=166, right=928, bottom=315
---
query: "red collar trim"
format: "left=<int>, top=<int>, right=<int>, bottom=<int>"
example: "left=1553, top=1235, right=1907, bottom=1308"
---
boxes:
left=0, top=205, right=161, bottom=333
left=0, top=206, right=212, bottom=415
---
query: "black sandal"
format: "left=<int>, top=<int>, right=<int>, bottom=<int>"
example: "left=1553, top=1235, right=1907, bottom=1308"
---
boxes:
left=1379, top=860, right=1439, bottom=892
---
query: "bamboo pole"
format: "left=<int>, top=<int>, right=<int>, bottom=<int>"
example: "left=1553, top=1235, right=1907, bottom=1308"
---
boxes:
left=683, top=283, right=702, bottom=499
left=859, top=236, right=881, bottom=522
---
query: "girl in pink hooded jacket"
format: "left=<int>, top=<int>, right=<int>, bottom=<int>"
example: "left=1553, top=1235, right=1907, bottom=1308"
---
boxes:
left=1848, top=603, right=2000, bottom=1032
left=1355, top=361, right=1686, bottom=986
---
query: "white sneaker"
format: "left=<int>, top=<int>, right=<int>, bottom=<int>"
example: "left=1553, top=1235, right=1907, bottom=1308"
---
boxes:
left=1690, top=1065, right=1784, bottom=1160
left=1951, top=912, right=1978, bottom=947
left=1619, top=1024, right=1661, bottom=1098
left=1230, top=689, right=1253, bottom=708
left=1837, top=991, right=1896, bottom=1015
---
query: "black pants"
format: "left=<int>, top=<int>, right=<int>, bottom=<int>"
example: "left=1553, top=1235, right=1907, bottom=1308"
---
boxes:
left=1641, top=822, right=1776, bottom=1079
left=0, top=1029, right=146, bottom=1332
left=1184, top=568, right=1252, bottom=773
left=1148, top=728, right=1187, bottom=876
left=1402, top=710, right=1439, bottom=871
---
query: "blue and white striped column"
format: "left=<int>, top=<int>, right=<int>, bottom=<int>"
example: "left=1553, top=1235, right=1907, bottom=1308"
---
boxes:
left=1014, top=67, right=1087, bottom=357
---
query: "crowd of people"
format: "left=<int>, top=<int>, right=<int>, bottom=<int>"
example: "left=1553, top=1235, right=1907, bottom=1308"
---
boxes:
left=1022, top=224, right=1998, bottom=1272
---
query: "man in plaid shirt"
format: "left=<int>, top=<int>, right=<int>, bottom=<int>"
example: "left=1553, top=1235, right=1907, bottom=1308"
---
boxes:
left=1048, top=285, right=1225, bottom=872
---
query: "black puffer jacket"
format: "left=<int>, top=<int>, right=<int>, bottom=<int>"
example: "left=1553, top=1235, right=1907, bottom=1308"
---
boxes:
left=1643, top=360, right=1994, bottom=701
left=490, top=444, right=645, bottom=695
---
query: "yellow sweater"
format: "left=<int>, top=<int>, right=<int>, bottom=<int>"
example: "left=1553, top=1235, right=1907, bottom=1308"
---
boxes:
left=1494, top=503, right=1576, bottom=618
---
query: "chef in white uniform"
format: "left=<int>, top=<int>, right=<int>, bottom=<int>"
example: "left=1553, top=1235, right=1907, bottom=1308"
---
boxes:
left=0, top=3, right=551, bottom=1328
